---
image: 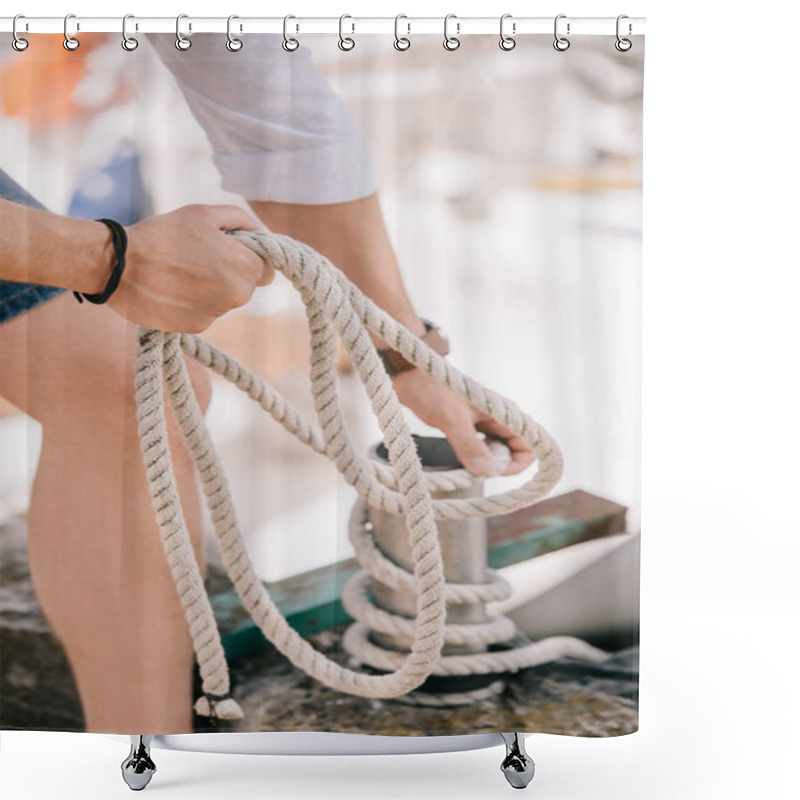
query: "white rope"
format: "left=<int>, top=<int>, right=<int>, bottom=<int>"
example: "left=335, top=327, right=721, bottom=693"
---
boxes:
left=133, top=228, right=607, bottom=721
left=340, top=497, right=607, bottom=706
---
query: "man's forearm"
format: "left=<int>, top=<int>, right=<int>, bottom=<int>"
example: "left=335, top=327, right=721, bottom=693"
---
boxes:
left=0, top=200, right=113, bottom=293
left=249, top=193, right=426, bottom=347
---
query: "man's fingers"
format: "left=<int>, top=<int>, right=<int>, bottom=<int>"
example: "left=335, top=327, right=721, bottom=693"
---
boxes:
left=202, top=205, right=274, bottom=284
left=440, top=415, right=495, bottom=477
left=256, top=262, right=276, bottom=286
left=223, top=237, right=271, bottom=287
left=205, top=204, right=262, bottom=231
left=474, top=418, right=536, bottom=476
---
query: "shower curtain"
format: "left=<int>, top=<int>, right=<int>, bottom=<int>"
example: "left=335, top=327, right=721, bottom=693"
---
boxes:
left=0, top=26, right=643, bottom=739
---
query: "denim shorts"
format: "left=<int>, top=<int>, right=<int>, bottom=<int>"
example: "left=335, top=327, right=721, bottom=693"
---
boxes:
left=0, top=170, right=68, bottom=324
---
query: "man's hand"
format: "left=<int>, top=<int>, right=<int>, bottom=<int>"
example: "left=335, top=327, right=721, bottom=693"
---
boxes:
left=390, top=367, right=536, bottom=477
left=107, top=205, right=273, bottom=332
left=249, top=193, right=536, bottom=478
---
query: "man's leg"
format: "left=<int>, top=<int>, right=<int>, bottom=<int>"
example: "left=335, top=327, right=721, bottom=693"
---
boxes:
left=0, top=291, right=212, bottom=733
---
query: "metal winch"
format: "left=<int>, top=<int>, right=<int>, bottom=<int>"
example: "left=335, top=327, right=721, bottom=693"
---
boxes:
left=342, top=434, right=516, bottom=706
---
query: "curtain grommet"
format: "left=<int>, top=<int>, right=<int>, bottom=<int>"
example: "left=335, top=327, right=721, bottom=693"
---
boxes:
left=12, top=14, right=29, bottom=51
left=443, top=14, right=460, bottom=51
left=499, top=14, right=516, bottom=51
left=121, top=14, right=139, bottom=51
left=553, top=15, right=570, bottom=51
left=226, top=14, right=243, bottom=51
left=615, top=15, right=633, bottom=51
left=175, top=13, right=192, bottom=51
left=338, top=14, right=355, bottom=51
left=63, top=13, right=79, bottom=51
left=394, top=15, right=411, bottom=51
left=282, top=15, right=299, bottom=51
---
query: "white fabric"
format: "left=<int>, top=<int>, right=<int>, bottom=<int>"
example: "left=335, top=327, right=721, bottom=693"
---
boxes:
left=146, top=33, right=379, bottom=204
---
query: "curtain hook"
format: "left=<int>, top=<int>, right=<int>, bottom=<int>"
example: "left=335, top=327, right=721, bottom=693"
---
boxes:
left=553, top=14, right=570, bottom=51
left=339, top=14, right=355, bottom=51
left=443, top=13, right=460, bottom=51
left=63, top=13, right=79, bottom=51
left=12, top=14, right=29, bottom=52
left=615, top=14, right=632, bottom=52
left=499, top=13, right=516, bottom=50
left=394, top=14, right=410, bottom=51
left=175, top=14, right=192, bottom=51
left=227, top=14, right=243, bottom=51
left=122, top=14, right=139, bottom=51
left=282, top=15, right=299, bottom=51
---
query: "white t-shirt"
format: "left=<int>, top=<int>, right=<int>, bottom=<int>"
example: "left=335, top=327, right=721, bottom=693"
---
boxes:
left=147, top=33, right=379, bottom=205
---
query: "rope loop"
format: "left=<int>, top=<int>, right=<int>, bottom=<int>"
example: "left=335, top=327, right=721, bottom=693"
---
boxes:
left=134, top=227, right=607, bottom=719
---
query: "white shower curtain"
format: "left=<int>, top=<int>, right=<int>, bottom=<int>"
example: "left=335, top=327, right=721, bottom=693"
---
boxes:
left=0, top=26, right=642, bottom=739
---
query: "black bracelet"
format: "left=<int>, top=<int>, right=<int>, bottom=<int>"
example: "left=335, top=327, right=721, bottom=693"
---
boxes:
left=73, top=218, right=128, bottom=304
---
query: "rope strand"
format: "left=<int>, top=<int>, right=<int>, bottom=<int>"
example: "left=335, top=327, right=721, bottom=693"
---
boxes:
left=134, top=228, right=605, bottom=720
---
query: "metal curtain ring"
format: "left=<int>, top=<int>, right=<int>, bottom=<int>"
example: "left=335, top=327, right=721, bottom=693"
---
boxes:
left=122, top=14, right=139, bottom=51
left=338, top=14, right=355, bottom=51
left=282, top=15, right=299, bottom=51
left=615, top=14, right=632, bottom=52
left=12, top=14, right=28, bottom=51
left=499, top=13, right=516, bottom=50
left=443, top=14, right=460, bottom=51
left=227, top=14, right=243, bottom=51
left=394, top=14, right=410, bottom=51
left=63, top=13, right=79, bottom=51
left=553, top=14, right=570, bottom=51
left=175, top=14, right=191, bottom=50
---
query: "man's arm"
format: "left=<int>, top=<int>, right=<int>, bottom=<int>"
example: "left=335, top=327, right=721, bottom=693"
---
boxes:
left=0, top=199, right=116, bottom=294
left=249, top=194, right=426, bottom=346
left=149, top=36, right=535, bottom=476
left=0, top=200, right=272, bottom=333
left=251, top=194, right=536, bottom=478
left=146, top=33, right=379, bottom=206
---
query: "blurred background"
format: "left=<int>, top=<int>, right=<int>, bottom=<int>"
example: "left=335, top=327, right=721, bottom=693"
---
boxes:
left=0, top=33, right=642, bottom=667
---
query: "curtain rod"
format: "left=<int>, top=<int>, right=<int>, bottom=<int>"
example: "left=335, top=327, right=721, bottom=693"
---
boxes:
left=0, top=16, right=646, bottom=37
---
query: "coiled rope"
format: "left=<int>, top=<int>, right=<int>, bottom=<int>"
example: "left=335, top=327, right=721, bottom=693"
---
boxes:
left=342, top=493, right=607, bottom=707
left=134, top=229, right=607, bottom=721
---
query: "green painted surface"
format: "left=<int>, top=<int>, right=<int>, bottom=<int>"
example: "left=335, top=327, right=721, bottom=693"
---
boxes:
left=489, top=516, right=605, bottom=568
left=213, top=490, right=627, bottom=660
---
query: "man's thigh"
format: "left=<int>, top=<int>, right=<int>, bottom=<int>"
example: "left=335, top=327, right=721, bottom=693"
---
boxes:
left=0, top=291, right=142, bottom=425
left=0, top=170, right=211, bottom=423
